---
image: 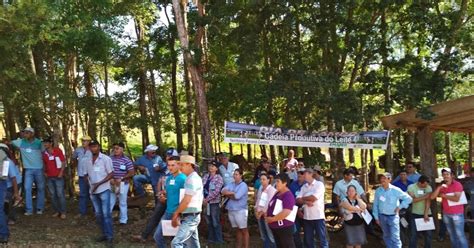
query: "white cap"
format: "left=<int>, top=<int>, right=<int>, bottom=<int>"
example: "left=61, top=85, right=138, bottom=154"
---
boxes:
left=23, top=127, right=35, bottom=133
left=144, top=144, right=158, bottom=153
left=0, top=144, right=9, bottom=150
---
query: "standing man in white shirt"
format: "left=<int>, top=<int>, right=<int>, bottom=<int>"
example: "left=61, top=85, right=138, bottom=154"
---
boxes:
left=218, top=152, right=239, bottom=187
left=85, top=140, right=114, bottom=247
left=296, top=168, right=328, bottom=248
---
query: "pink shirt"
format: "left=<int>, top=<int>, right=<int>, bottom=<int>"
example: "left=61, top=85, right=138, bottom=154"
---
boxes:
left=440, top=180, right=464, bottom=214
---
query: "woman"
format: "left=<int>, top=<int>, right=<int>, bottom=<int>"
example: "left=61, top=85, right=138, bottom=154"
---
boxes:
left=202, top=161, right=224, bottom=244
left=266, top=173, right=296, bottom=248
left=255, top=172, right=277, bottom=248
left=339, top=185, right=367, bottom=248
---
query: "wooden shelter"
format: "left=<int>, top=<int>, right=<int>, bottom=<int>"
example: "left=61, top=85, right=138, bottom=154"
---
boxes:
left=381, top=95, right=474, bottom=179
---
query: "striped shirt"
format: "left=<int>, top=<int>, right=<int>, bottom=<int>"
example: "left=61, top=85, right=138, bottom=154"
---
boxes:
left=111, top=155, right=134, bottom=182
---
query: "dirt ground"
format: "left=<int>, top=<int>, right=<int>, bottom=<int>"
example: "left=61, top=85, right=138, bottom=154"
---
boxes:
left=6, top=198, right=459, bottom=248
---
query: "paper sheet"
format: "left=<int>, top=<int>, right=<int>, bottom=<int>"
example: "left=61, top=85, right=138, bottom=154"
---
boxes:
left=55, top=157, right=62, bottom=169
left=161, top=220, right=179, bottom=236
left=119, top=181, right=125, bottom=194
left=272, top=199, right=298, bottom=222
left=258, top=192, right=268, bottom=207
left=447, top=192, right=468, bottom=206
left=415, top=217, right=435, bottom=231
left=2, top=161, right=9, bottom=177
left=360, top=209, right=373, bottom=225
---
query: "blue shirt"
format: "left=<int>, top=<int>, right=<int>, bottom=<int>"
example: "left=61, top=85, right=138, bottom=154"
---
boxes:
left=6, top=159, right=22, bottom=188
left=12, top=138, right=43, bottom=169
left=394, top=172, right=421, bottom=184
left=222, top=180, right=248, bottom=211
left=392, top=180, right=413, bottom=192
left=165, top=173, right=186, bottom=214
left=289, top=180, right=305, bottom=198
left=135, top=155, right=166, bottom=185
left=333, top=179, right=365, bottom=198
left=373, top=184, right=413, bottom=220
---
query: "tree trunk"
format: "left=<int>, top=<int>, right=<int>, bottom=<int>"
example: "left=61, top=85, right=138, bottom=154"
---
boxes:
left=83, top=61, right=97, bottom=140
left=146, top=43, right=163, bottom=149
left=403, top=129, right=415, bottom=162
left=169, top=32, right=184, bottom=152
left=348, top=149, right=355, bottom=164
left=172, top=0, right=213, bottom=158
left=445, top=132, right=455, bottom=174
left=184, top=60, right=194, bottom=154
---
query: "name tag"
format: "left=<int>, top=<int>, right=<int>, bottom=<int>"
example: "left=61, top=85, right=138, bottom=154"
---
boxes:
left=210, top=183, right=216, bottom=190
left=49, top=156, right=54, bottom=161
left=93, top=166, right=100, bottom=172
left=25, top=148, right=32, bottom=153
left=153, top=163, right=158, bottom=168
left=258, top=192, right=269, bottom=207
left=379, top=196, right=386, bottom=202
left=417, top=190, right=424, bottom=195
left=295, top=191, right=300, bottom=197
left=120, top=164, right=126, bottom=170
left=225, top=173, right=229, bottom=177
left=170, top=179, right=175, bottom=185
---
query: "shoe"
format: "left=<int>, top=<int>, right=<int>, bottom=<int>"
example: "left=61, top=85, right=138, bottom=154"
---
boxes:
left=131, top=235, right=146, bottom=243
left=106, top=239, right=114, bottom=248
left=37, top=210, right=43, bottom=215
left=52, top=213, right=59, bottom=218
left=119, top=222, right=126, bottom=226
left=95, top=236, right=107, bottom=242
left=0, top=238, right=7, bottom=244
left=24, top=212, right=32, bottom=216
left=60, top=214, right=66, bottom=219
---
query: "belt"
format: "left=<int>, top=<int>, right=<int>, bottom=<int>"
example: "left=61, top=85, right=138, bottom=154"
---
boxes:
left=381, top=214, right=396, bottom=216
left=181, top=212, right=201, bottom=217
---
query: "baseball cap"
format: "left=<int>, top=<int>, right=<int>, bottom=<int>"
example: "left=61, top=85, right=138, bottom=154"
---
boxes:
left=144, top=144, right=158, bottom=153
left=313, top=165, right=322, bottom=172
left=166, top=148, right=179, bottom=157
left=42, top=137, right=53, bottom=143
left=378, top=172, right=392, bottom=179
left=304, top=168, right=314, bottom=174
left=23, top=127, right=34, bottom=133
left=89, top=140, right=100, bottom=146
left=441, top=168, right=452, bottom=174
left=81, top=135, right=92, bottom=141
left=0, top=143, right=9, bottom=150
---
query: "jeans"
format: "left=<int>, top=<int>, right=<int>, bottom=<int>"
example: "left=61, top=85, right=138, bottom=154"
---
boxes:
left=47, top=177, right=66, bottom=214
left=91, top=190, right=113, bottom=240
left=78, top=176, right=90, bottom=216
left=293, top=217, right=303, bottom=248
left=141, top=200, right=166, bottom=239
left=153, top=212, right=173, bottom=247
left=379, top=214, right=401, bottom=248
left=258, top=217, right=276, bottom=248
left=271, top=225, right=296, bottom=248
left=303, top=219, right=328, bottom=248
left=443, top=213, right=468, bottom=248
left=110, top=183, right=129, bottom=224
left=205, top=203, right=224, bottom=243
left=439, top=217, right=447, bottom=239
left=409, top=214, right=432, bottom=248
left=171, top=214, right=201, bottom=248
left=0, top=180, right=8, bottom=240
left=6, top=184, right=21, bottom=222
left=24, top=169, right=45, bottom=213
left=133, top=174, right=154, bottom=197
left=470, top=209, right=474, bottom=243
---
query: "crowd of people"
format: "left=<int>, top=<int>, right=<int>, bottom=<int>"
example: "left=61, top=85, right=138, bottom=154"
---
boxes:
left=0, top=127, right=473, bottom=248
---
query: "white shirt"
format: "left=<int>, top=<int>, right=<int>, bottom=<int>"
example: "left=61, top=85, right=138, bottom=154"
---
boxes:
left=85, top=153, right=113, bottom=194
left=219, top=162, right=239, bottom=186
left=297, top=179, right=325, bottom=220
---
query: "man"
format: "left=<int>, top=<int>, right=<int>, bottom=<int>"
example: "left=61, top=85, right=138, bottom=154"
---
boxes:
left=313, top=165, right=324, bottom=184
left=72, top=135, right=93, bottom=217
left=392, top=170, right=414, bottom=192
left=407, top=175, right=432, bottom=248
left=222, top=169, right=249, bottom=248
left=463, top=168, right=474, bottom=244
left=133, top=144, right=166, bottom=198
left=218, top=152, right=239, bottom=187
left=0, top=144, right=21, bottom=225
left=431, top=168, right=468, bottom=248
left=393, top=162, right=421, bottom=183
left=289, top=168, right=306, bottom=248
left=373, top=172, right=412, bottom=248
left=296, top=168, right=328, bottom=248
left=282, top=150, right=298, bottom=181
left=109, top=142, right=134, bottom=225
left=42, top=137, right=67, bottom=219
left=85, top=140, right=114, bottom=246
left=11, top=127, right=45, bottom=215
left=333, top=168, right=366, bottom=202
left=171, top=155, right=203, bottom=248
left=251, top=155, right=269, bottom=184
left=153, top=155, right=186, bottom=247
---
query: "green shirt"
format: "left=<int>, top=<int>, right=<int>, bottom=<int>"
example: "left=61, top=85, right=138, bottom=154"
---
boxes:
left=407, top=183, right=432, bottom=215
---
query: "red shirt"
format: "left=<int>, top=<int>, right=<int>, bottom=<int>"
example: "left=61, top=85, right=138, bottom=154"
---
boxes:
left=440, top=180, right=464, bottom=214
left=42, top=148, right=66, bottom=177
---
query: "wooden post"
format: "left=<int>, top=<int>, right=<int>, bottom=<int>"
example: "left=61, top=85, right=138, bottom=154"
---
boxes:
left=469, top=132, right=473, bottom=169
